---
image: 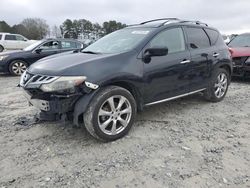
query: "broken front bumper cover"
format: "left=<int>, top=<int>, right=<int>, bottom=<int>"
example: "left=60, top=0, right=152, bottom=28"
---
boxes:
left=23, top=90, right=79, bottom=114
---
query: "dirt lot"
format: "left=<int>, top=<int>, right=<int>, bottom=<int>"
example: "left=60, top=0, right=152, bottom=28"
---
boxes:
left=0, top=75, right=249, bottom=188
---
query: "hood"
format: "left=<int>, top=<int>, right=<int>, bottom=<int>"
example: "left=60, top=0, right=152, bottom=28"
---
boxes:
left=28, top=51, right=131, bottom=79
left=230, top=47, right=250, bottom=57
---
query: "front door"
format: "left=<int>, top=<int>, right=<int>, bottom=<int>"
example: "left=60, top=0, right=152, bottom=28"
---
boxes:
left=27, top=41, right=60, bottom=64
left=143, top=27, right=193, bottom=104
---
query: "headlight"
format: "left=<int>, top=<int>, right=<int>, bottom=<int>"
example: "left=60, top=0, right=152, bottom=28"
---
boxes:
left=0, top=55, right=8, bottom=61
left=40, top=76, right=87, bottom=92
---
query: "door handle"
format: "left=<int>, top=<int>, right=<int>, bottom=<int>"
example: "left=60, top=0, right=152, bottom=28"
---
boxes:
left=180, top=60, right=191, bottom=64
left=213, top=53, right=220, bottom=57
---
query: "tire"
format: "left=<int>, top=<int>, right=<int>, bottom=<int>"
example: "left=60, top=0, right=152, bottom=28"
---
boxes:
left=9, top=60, right=28, bottom=76
left=83, top=86, right=137, bottom=142
left=204, top=68, right=229, bottom=102
left=0, top=45, right=4, bottom=52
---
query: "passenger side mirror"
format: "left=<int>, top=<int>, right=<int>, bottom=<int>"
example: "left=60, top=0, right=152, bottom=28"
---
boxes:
left=35, top=48, right=42, bottom=54
left=143, top=47, right=168, bottom=63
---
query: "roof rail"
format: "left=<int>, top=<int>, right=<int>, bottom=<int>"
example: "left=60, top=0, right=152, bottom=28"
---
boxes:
left=179, top=20, right=208, bottom=26
left=140, top=18, right=179, bottom=25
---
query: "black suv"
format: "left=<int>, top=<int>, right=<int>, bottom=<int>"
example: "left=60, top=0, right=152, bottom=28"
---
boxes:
left=20, top=18, right=232, bottom=142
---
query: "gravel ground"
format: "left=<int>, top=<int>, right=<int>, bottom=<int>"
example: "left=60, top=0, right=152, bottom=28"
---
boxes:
left=0, top=75, right=249, bottom=188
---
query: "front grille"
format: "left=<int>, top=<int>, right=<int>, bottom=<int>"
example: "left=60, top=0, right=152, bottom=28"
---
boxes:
left=233, top=57, right=248, bottom=66
left=20, top=71, right=58, bottom=87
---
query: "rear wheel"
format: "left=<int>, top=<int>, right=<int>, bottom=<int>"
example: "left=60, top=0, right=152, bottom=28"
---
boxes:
left=83, top=86, right=137, bottom=142
left=9, top=60, right=28, bottom=76
left=0, top=45, right=4, bottom=52
left=204, top=68, right=229, bottom=102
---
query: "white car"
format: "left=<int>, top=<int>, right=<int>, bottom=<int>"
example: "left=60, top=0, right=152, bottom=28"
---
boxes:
left=0, top=33, right=37, bottom=52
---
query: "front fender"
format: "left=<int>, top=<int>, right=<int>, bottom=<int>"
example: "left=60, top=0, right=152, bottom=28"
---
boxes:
left=73, top=89, right=100, bottom=126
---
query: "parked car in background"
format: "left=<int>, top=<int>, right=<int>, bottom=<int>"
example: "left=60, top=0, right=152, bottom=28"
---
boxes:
left=222, top=35, right=231, bottom=44
left=228, top=33, right=250, bottom=78
left=20, top=18, right=232, bottom=142
left=0, top=38, right=85, bottom=75
left=0, top=33, right=37, bottom=52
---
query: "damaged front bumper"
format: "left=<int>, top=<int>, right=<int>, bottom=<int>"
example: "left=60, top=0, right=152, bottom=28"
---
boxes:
left=23, top=91, right=81, bottom=114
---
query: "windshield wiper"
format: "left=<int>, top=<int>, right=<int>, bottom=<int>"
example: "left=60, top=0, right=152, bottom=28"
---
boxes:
left=82, top=51, right=100, bottom=54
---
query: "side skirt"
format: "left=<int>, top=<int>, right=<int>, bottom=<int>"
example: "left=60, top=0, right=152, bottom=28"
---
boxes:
left=145, top=88, right=206, bottom=106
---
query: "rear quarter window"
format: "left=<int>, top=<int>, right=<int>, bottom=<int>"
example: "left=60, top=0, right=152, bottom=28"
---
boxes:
left=0, top=34, right=2, bottom=40
left=205, top=29, right=219, bottom=46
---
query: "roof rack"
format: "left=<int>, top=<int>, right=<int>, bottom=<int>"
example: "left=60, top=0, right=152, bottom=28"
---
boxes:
left=179, top=20, right=208, bottom=26
left=140, top=18, right=180, bottom=25
left=128, top=18, right=208, bottom=28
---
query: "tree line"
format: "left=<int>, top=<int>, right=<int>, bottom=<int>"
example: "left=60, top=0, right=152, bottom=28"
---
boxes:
left=0, top=18, right=126, bottom=40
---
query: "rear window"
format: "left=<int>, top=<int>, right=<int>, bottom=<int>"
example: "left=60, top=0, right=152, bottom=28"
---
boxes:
left=5, top=35, right=16, bottom=40
left=186, top=27, right=210, bottom=49
left=205, top=29, right=219, bottom=45
left=0, top=34, right=2, bottom=40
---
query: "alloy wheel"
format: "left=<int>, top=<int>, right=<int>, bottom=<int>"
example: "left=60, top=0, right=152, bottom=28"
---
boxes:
left=214, top=72, right=228, bottom=98
left=12, top=62, right=27, bottom=75
left=98, top=95, right=132, bottom=135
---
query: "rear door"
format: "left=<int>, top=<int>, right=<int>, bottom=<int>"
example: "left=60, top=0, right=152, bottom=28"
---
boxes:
left=184, top=27, right=212, bottom=91
left=4, top=34, right=18, bottom=49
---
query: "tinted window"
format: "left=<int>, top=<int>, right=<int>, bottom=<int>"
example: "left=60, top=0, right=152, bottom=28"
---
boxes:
left=0, top=34, right=2, bottom=40
left=39, top=41, right=59, bottom=50
left=205, top=29, right=219, bottom=45
left=5, top=35, right=16, bottom=40
left=149, top=27, right=185, bottom=53
left=61, top=41, right=77, bottom=49
left=186, top=27, right=210, bottom=49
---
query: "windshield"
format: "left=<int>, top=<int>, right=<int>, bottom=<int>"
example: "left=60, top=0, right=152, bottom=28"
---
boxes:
left=228, top=35, right=250, bottom=47
left=23, top=41, right=43, bottom=51
left=83, top=28, right=152, bottom=54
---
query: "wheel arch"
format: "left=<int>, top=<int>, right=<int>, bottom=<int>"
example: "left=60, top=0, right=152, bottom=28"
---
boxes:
left=73, top=81, right=143, bottom=127
left=218, top=63, right=232, bottom=83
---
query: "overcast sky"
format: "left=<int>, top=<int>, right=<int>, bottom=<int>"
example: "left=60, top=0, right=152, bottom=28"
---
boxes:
left=1, top=0, right=249, bottom=34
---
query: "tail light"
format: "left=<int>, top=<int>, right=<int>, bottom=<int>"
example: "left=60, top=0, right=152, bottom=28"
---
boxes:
left=228, top=48, right=233, bottom=58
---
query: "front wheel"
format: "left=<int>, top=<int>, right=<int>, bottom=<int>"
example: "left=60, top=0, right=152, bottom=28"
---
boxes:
left=9, top=60, right=28, bottom=76
left=83, top=86, right=137, bottom=142
left=204, top=68, right=229, bottom=102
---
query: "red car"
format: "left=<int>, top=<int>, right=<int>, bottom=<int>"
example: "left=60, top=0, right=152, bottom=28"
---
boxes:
left=228, top=33, right=250, bottom=78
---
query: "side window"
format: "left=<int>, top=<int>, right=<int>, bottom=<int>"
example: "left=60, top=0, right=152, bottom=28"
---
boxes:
left=39, top=41, right=59, bottom=50
left=0, top=34, right=2, bottom=40
left=5, top=35, right=17, bottom=41
left=76, top=42, right=82, bottom=49
left=205, top=29, right=219, bottom=45
left=16, top=35, right=26, bottom=41
left=186, top=27, right=210, bottom=49
left=149, top=27, right=185, bottom=54
left=61, top=41, right=77, bottom=49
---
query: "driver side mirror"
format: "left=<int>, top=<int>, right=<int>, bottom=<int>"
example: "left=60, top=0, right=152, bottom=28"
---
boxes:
left=143, top=47, right=168, bottom=63
left=35, top=48, right=42, bottom=54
